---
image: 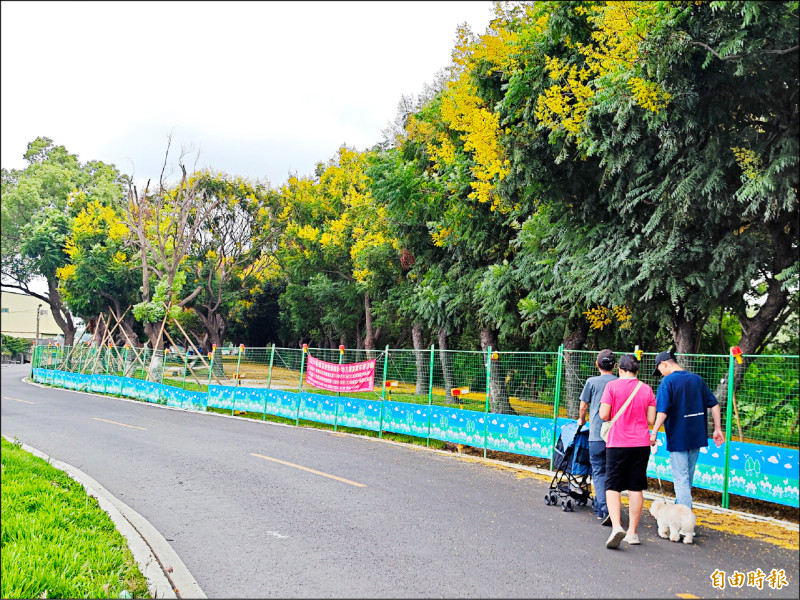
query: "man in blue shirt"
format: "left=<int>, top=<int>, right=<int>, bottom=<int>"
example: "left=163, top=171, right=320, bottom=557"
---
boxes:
left=650, top=350, right=724, bottom=508
left=576, top=349, right=617, bottom=525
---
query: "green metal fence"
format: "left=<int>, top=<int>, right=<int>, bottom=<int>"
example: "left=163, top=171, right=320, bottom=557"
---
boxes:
left=30, top=344, right=799, bottom=508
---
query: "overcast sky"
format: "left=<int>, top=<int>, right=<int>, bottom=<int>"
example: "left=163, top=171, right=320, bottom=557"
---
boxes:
left=1, top=1, right=495, bottom=187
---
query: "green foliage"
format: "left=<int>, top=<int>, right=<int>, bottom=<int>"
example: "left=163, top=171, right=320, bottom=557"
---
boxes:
left=1, top=438, right=151, bottom=599
left=736, top=356, right=800, bottom=445
left=1, top=334, right=31, bottom=356
left=133, top=272, right=186, bottom=324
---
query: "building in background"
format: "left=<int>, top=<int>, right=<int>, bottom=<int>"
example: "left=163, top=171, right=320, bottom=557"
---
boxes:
left=1, top=290, right=64, bottom=344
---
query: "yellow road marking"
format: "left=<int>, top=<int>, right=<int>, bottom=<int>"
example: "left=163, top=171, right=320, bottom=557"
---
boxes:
left=251, top=453, right=366, bottom=488
left=92, top=417, right=146, bottom=431
left=677, top=594, right=700, bottom=598
left=2, top=396, right=35, bottom=405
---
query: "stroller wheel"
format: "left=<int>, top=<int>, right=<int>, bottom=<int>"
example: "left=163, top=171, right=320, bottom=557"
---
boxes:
left=566, top=499, right=574, bottom=511
left=561, top=500, right=567, bottom=511
left=544, top=493, right=552, bottom=505
left=549, top=492, right=558, bottom=505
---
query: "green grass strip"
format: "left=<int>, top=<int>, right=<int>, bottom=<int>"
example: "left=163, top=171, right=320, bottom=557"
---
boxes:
left=1, top=437, right=151, bottom=599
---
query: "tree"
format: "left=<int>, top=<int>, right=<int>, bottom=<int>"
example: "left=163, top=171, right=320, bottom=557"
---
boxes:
left=277, top=146, right=401, bottom=351
left=185, top=171, right=282, bottom=364
left=493, top=1, right=798, bottom=355
left=122, top=143, right=220, bottom=377
left=56, top=189, right=143, bottom=348
left=1, top=137, right=125, bottom=346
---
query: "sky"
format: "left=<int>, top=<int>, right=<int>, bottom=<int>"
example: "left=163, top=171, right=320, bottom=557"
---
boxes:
left=1, top=1, right=495, bottom=187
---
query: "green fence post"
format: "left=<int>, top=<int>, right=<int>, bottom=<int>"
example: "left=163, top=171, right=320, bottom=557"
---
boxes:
left=29, top=344, right=38, bottom=378
left=550, top=344, right=565, bottom=471
left=181, top=349, right=188, bottom=390
left=484, top=346, right=492, bottom=458
left=722, top=348, right=736, bottom=509
left=425, top=344, right=435, bottom=447
left=334, top=345, right=345, bottom=432
left=120, top=346, right=129, bottom=395
left=206, top=349, right=214, bottom=392
left=378, top=346, right=390, bottom=438
left=296, top=345, right=307, bottom=426
left=234, top=344, right=243, bottom=386
left=231, top=344, right=243, bottom=415
left=263, top=344, right=275, bottom=420
left=159, top=349, right=167, bottom=383
left=266, top=344, right=276, bottom=390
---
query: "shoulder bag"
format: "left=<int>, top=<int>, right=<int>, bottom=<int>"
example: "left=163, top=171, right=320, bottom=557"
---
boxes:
left=600, top=381, right=643, bottom=443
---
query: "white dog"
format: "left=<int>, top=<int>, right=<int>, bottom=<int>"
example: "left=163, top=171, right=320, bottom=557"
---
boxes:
left=649, top=499, right=696, bottom=544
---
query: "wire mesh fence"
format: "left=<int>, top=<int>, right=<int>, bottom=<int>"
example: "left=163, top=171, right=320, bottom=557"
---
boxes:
left=30, top=344, right=799, bottom=507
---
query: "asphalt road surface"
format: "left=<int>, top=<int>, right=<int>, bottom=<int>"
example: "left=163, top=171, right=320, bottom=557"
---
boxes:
left=2, top=364, right=798, bottom=598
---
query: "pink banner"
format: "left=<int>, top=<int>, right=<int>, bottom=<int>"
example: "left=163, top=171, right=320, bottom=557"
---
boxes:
left=305, top=354, right=376, bottom=392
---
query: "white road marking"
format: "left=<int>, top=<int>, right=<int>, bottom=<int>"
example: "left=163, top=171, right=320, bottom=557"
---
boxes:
left=2, top=396, right=35, bottom=404
left=251, top=453, right=366, bottom=487
left=92, top=417, right=146, bottom=431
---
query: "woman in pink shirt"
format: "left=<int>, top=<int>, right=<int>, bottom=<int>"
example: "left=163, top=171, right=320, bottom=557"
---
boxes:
left=599, top=354, right=656, bottom=549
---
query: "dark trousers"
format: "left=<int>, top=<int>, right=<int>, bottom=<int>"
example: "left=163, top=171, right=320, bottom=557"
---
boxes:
left=589, top=440, right=608, bottom=517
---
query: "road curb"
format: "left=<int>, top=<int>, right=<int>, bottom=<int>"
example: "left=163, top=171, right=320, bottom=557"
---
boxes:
left=1, top=434, right=206, bottom=599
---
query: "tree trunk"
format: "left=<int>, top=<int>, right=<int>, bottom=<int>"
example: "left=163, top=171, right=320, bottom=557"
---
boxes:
left=671, top=310, right=698, bottom=355
left=364, top=292, right=376, bottom=360
left=355, top=321, right=363, bottom=350
left=438, top=327, right=455, bottom=404
left=142, top=321, right=166, bottom=382
left=200, top=311, right=228, bottom=378
left=712, top=233, right=794, bottom=403
left=412, top=322, right=429, bottom=396
left=481, top=327, right=515, bottom=414
left=563, top=319, right=589, bottom=419
left=46, top=279, right=77, bottom=346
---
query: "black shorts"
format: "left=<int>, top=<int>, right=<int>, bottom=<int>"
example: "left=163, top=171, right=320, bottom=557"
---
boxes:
left=605, top=446, right=650, bottom=492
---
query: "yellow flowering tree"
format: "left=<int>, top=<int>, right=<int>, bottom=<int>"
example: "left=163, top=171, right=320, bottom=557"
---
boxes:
left=183, top=170, right=282, bottom=361
left=277, top=146, right=401, bottom=350
left=56, top=195, right=141, bottom=345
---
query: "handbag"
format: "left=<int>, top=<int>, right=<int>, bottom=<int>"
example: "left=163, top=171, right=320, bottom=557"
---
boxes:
left=600, top=381, right=643, bottom=443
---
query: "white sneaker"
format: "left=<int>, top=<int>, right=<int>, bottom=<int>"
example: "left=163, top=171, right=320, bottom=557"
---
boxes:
left=623, top=533, right=641, bottom=545
left=606, top=528, right=626, bottom=549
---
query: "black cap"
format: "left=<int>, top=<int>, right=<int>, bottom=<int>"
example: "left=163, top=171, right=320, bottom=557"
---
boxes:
left=597, top=349, right=615, bottom=370
left=653, top=350, right=676, bottom=376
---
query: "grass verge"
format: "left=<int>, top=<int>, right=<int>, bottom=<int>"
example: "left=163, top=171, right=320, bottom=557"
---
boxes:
left=1, top=437, right=151, bottom=599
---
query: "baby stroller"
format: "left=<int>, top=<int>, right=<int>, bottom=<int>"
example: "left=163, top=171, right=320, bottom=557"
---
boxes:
left=544, top=421, right=592, bottom=512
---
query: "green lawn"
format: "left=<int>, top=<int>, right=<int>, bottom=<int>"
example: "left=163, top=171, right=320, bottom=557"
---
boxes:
left=1, top=437, right=151, bottom=599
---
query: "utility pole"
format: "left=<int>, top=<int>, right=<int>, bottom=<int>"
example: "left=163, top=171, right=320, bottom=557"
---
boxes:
left=36, top=304, right=42, bottom=346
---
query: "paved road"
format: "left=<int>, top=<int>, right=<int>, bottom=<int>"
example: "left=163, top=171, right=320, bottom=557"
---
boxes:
left=2, top=364, right=797, bottom=598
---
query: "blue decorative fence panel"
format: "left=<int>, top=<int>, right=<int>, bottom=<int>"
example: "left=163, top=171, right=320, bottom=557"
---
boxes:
left=726, top=442, right=799, bottom=507
left=428, top=406, right=486, bottom=446
left=381, top=401, right=430, bottom=437
left=265, top=390, right=300, bottom=419
left=336, top=397, right=382, bottom=432
left=646, top=435, right=798, bottom=507
left=105, top=376, right=125, bottom=395
left=298, top=393, right=338, bottom=425
left=130, top=380, right=161, bottom=403
left=60, top=372, right=76, bottom=390
left=485, top=414, right=563, bottom=458
left=208, top=385, right=236, bottom=410
left=163, top=387, right=207, bottom=411
left=234, top=387, right=270, bottom=413
left=89, top=375, right=108, bottom=394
